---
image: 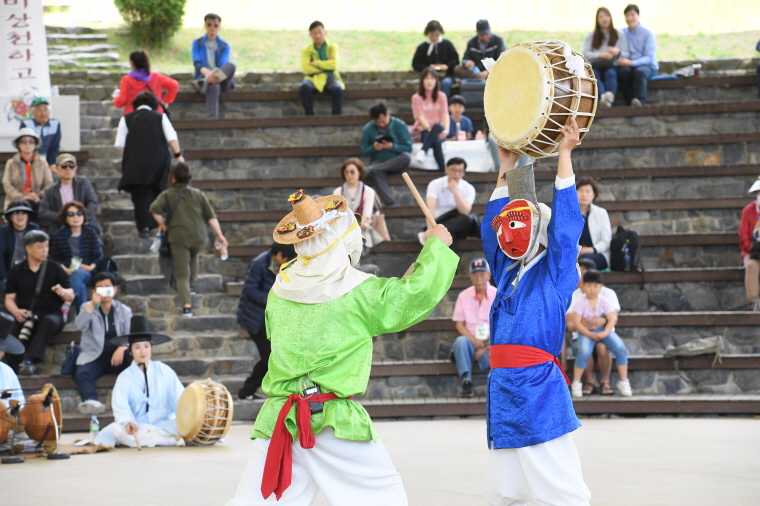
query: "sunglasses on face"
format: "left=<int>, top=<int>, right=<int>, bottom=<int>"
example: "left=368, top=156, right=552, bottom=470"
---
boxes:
left=18, top=138, right=36, bottom=144
left=66, top=211, right=84, bottom=217
left=59, top=163, right=77, bottom=169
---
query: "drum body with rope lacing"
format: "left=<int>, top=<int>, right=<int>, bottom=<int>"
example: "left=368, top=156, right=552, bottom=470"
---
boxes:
left=484, top=40, right=598, bottom=158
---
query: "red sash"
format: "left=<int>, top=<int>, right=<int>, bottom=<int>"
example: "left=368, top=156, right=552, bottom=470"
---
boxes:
left=489, top=344, right=570, bottom=385
left=261, top=392, right=352, bottom=500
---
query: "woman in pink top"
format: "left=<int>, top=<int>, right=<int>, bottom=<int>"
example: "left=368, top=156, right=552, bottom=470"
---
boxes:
left=411, top=68, right=449, bottom=171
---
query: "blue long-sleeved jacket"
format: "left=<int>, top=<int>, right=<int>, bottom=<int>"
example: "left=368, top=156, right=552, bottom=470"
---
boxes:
left=191, top=34, right=235, bottom=89
left=236, top=251, right=276, bottom=335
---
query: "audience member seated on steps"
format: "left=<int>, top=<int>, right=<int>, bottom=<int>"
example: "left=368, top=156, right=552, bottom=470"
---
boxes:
left=112, top=50, right=179, bottom=115
left=454, top=19, right=505, bottom=81
left=420, top=157, right=479, bottom=246
left=3, top=128, right=53, bottom=215
left=150, top=163, right=228, bottom=318
left=0, top=201, right=40, bottom=292
left=191, top=13, right=236, bottom=119
left=50, top=201, right=104, bottom=315
left=411, top=68, right=449, bottom=171
left=74, top=272, right=132, bottom=416
left=583, top=7, right=628, bottom=108
left=19, top=97, right=61, bottom=172
left=236, top=242, right=296, bottom=401
left=567, top=270, right=631, bottom=398
left=452, top=258, right=496, bottom=398
left=38, top=153, right=101, bottom=234
left=412, top=20, right=459, bottom=97
left=362, top=102, right=412, bottom=206
left=2, top=230, right=74, bottom=376
left=565, top=258, right=620, bottom=395
left=576, top=176, right=612, bottom=270
left=299, top=21, right=345, bottom=116
left=115, top=92, right=184, bottom=239
left=95, top=316, right=185, bottom=448
left=738, top=177, right=760, bottom=310
left=446, top=95, right=473, bottom=140
left=0, top=321, right=25, bottom=410
left=334, top=158, right=382, bottom=248
left=617, top=3, right=658, bottom=106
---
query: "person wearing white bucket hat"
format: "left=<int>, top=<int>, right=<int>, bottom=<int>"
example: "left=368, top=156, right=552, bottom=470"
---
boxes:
left=738, top=176, right=760, bottom=310
left=226, top=189, right=458, bottom=505
left=3, top=128, right=53, bottom=213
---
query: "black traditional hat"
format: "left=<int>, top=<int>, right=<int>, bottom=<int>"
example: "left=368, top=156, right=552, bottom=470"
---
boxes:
left=109, top=315, right=171, bottom=347
left=0, top=312, right=24, bottom=355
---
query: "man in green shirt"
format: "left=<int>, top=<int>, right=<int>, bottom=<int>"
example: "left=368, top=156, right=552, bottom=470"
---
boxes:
left=225, top=190, right=458, bottom=505
left=299, top=21, right=345, bottom=116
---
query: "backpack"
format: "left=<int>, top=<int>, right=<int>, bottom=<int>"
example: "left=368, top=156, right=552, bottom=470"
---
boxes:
left=610, top=225, right=643, bottom=273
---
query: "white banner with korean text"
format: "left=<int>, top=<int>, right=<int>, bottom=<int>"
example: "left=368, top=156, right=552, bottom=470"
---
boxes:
left=1, top=0, right=52, bottom=138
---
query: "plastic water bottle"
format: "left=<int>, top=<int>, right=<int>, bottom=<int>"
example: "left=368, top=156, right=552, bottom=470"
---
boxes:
left=215, top=241, right=228, bottom=261
left=89, top=415, right=100, bottom=443
left=456, top=122, right=466, bottom=141
left=149, top=232, right=162, bottom=254
left=623, top=242, right=631, bottom=272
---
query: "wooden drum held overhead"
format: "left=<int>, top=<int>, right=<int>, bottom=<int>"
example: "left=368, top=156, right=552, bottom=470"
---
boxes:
left=484, top=40, right=598, bottom=158
left=176, top=379, right=233, bottom=446
left=18, top=383, right=62, bottom=443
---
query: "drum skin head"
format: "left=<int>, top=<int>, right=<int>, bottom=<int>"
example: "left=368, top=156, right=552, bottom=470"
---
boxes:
left=176, top=382, right=206, bottom=439
left=177, top=379, right=234, bottom=445
left=485, top=46, right=552, bottom=145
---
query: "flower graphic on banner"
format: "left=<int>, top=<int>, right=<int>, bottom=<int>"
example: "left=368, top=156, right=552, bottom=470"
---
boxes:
left=3, top=87, right=40, bottom=123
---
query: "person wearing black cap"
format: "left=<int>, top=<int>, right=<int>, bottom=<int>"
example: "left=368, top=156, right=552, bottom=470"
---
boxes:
left=0, top=200, right=41, bottom=292
left=455, top=19, right=506, bottom=80
left=0, top=312, right=26, bottom=410
left=19, top=97, right=62, bottom=170
left=94, top=315, right=185, bottom=448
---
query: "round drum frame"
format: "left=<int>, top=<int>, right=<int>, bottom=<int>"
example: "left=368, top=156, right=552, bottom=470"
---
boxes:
left=176, top=378, right=234, bottom=446
left=484, top=40, right=598, bottom=158
left=18, top=383, right=62, bottom=443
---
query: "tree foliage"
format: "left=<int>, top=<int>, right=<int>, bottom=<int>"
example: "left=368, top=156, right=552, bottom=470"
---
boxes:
left=114, top=0, right=186, bottom=48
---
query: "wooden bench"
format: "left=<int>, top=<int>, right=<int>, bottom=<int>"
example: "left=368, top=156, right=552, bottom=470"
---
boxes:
left=0, top=150, right=89, bottom=164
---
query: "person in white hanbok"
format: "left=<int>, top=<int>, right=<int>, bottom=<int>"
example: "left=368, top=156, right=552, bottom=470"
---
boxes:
left=95, top=315, right=185, bottom=448
left=0, top=313, right=25, bottom=411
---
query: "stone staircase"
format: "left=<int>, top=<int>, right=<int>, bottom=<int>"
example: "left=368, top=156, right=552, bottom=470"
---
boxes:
left=13, top=70, right=760, bottom=427
left=45, top=26, right=127, bottom=71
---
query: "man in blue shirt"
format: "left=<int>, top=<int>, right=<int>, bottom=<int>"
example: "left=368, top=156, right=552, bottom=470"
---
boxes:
left=617, top=4, right=658, bottom=106
left=482, top=119, right=591, bottom=505
left=191, top=13, right=236, bottom=119
left=454, top=19, right=506, bottom=81
left=362, top=103, right=413, bottom=206
left=19, top=97, right=61, bottom=172
left=446, top=95, right=474, bottom=140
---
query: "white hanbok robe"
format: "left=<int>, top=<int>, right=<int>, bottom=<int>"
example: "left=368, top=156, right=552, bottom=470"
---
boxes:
left=95, top=360, right=184, bottom=447
left=0, top=361, right=24, bottom=410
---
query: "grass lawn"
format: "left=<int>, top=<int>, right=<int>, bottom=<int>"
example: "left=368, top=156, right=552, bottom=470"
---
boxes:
left=103, top=28, right=760, bottom=74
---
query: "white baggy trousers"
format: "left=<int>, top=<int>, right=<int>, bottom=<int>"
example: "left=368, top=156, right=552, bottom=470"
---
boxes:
left=486, top=434, right=591, bottom=506
left=226, top=427, right=408, bottom=506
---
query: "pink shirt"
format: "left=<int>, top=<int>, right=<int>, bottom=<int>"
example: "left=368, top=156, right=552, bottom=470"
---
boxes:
left=411, top=91, right=448, bottom=132
left=59, top=183, right=74, bottom=205
left=452, top=284, right=497, bottom=339
left=568, top=294, right=616, bottom=320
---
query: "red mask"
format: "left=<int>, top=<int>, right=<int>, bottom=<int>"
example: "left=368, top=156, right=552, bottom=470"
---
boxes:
left=492, top=199, right=534, bottom=259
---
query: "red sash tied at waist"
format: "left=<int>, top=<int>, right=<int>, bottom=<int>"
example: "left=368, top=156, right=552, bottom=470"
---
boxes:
left=489, top=344, right=571, bottom=385
left=261, top=392, right=352, bottom=501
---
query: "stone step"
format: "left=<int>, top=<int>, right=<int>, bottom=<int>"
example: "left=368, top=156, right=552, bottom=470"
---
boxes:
left=120, top=293, right=238, bottom=319
left=48, top=51, right=120, bottom=63
left=46, top=33, right=108, bottom=42
left=121, top=274, right=224, bottom=296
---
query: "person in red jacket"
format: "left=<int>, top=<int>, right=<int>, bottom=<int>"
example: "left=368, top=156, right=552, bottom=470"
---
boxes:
left=739, top=177, right=760, bottom=310
left=112, top=50, right=179, bottom=115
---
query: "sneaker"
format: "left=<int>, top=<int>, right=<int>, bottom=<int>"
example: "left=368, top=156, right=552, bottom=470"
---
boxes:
left=190, top=286, right=196, bottom=295
left=460, top=379, right=474, bottom=398
left=138, top=228, right=151, bottom=239
left=238, top=390, right=264, bottom=401
left=414, top=149, right=427, bottom=164
left=181, top=307, right=193, bottom=318
left=571, top=381, right=583, bottom=399
left=77, top=399, right=106, bottom=416
left=601, top=91, right=614, bottom=107
left=417, top=231, right=427, bottom=247
left=631, top=98, right=643, bottom=107
left=617, top=378, right=633, bottom=397
left=19, top=360, right=36, bottom=376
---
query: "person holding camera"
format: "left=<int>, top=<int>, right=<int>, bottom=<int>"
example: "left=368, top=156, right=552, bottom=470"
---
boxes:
left=74, top=272, right=132, bottom=416
left=739, top=177, right=760, bottom=310
left=2, top=230, right=74, bottom=376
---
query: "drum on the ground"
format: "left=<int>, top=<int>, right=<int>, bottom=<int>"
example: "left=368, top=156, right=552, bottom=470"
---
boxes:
left=176, top=378, right=233, bottom=445
left=484, top=40, right=598, bottom=158
left=0, top=405, right=14, bottom=444
left=18, top=383, right=62, bottom=443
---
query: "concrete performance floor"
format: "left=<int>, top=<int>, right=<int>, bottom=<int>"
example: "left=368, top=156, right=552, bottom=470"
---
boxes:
left=1, top=417, right=758, bottom=505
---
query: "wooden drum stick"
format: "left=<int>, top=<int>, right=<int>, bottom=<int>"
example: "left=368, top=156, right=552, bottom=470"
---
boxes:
left=134, top=431, right=142, bottom=451
left=401, top=173, right=437, bottom=229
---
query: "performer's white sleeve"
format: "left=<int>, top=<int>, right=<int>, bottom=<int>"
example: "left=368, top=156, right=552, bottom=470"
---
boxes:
left=490, top=186, right=510, bottom=201
left=555, top=175, right=576, bottom=190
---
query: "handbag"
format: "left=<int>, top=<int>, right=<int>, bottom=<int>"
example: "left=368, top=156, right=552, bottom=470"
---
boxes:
left=60, top=341, right=81, bottom=376
left=158, top=186, right=189, bottom=259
